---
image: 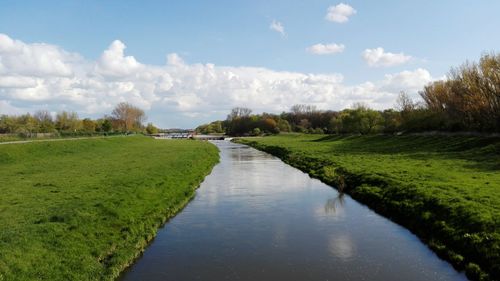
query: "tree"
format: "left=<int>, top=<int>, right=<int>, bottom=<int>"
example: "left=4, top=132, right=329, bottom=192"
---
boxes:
left=34, top=110, right=55, bottom=133
left=364, top=109, right=384, bottom=133
left=55, top=111, right=81, bottom=132
left=226, top=107, right=253, bottom=136
left=328, top=116, right=342, bottom=134
left=290, top=104, right=317, bottom=115
left=100, top=119, right=113, bottom=132
left=382, top=109, right=401, bottom=133
left=419, top=53, right=500, bottom=132
left=277, top=119, right=291, bottom=132
left=227, top=107, right=252, bottom=121
left=289, top=104, right=318, bottom=129
left=396, top=92, right=416, bottom=113
left=260, top=118, right=279, bottom=134
left=16, top=114, right=38, bottom=137
left=146, top=123, right=159, bottom=134
left=252, top=127, right=261, bottom=136
left=0, top=115, right=16, bottom=133
left=82, top=118, right=96, bottom=133
left=211, top=121, right=223, bottom=133
left=195, top=121, right=225, bottom=134
left=111, top=102, right=146, bottom=132
left=297, top=119, right=311, bottom=132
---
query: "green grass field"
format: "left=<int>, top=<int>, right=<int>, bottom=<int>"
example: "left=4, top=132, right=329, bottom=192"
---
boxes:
left=0, top=136, right=219, bottom=281
left=237, top=134, right=500, bottom=280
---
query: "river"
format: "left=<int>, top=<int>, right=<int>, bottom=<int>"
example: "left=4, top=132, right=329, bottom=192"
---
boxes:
left=119, top=141, right=466, bottom=281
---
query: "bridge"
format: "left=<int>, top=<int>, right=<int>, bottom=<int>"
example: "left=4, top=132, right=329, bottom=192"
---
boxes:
left=192, top=135, right=227, bottom=140
left=151, top=133, right=228, bottom=141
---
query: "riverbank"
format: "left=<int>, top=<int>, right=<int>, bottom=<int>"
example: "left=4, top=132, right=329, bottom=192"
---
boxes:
left=0, top=132, right=127, bottom=144
left=0, top=135, right=126, bottom=145
left=120, top=140, right=466, bottom=281
left=0, top=136, right=219, bottom=281
left=235, top=134, right=500, bottom=281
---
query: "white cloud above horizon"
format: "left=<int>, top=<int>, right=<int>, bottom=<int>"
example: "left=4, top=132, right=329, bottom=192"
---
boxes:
left=325, top=3, right=356, bottom=23
left=269, top=20, right=286, bottom=37
left=0, top=34, right=435, bottom=128
left=362, top=47, right=412, bottom=67
left=307, top=43, right=345, bottom=55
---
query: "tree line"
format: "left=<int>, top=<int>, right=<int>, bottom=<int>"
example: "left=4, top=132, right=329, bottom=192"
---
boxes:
left=420, top=53, right=499, bottom=132
left=0, top=102, right=159, bottom=137
left=197, top=53, right=500, bottom=136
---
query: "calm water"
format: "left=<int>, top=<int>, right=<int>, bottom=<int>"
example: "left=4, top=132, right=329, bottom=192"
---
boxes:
left=120, top=141, right=466, bottom=281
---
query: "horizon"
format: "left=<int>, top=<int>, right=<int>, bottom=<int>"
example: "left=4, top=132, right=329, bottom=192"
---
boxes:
left=1, top=1, right=499, bottom=128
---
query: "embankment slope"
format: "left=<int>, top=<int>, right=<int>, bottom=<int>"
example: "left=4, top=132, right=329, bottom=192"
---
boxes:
left=237, top=134, right=500, bottom=281
left=0, top=136, right=219, bottom=281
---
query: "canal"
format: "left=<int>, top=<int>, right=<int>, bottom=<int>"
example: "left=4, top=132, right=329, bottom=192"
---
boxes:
left=119, top=141, right=466, bottom=281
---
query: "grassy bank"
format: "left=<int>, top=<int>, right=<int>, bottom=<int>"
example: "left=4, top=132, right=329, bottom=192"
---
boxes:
left=0, top=136, right=219, bottom=281
left=0, top=132, right=127, bottom=143
left=236, top=134, right=500, bottom=280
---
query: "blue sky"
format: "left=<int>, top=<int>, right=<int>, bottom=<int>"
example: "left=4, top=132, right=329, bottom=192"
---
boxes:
left=1, top=1, right=499, bottom=128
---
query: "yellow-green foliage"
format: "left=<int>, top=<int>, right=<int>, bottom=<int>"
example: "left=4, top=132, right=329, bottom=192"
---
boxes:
left=0, top=135, right=23, bottom=143
left=0, top=136, right=219, bottom=281
left=238, top=134, right=500, bottom=280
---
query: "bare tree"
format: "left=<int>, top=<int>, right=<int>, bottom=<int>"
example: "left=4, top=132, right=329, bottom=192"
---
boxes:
left=290, top=104, right=317, bottom=115
left=419, top=53, right=500, bottom=131
left=111, top=102, right=146, bottom=132
left=227, top=107, right=252, bottom=121
left=395, top=92, right=415, bottom=112
left=34, top=110, right=55, bottom=133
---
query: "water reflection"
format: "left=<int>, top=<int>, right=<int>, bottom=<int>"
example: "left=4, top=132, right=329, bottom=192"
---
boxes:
left=329, top=234, right=356, bottom=261
left=119, top=141, right=466, bottom=281
left=324, top=193, right=346, bottom=215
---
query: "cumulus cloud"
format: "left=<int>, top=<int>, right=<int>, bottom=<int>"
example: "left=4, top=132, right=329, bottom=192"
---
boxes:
left=307, top=43, right=345, bottom=55
left=325, top=3, right=356, bottom=23
left=96, top=40, right=144, bottom=77
left=362, top=47, right=412, bottom=67
left=166, top=53, right=185, bottom=66
left=0, top=34, right=436, bottom=127
left=0, top=33, right=79, bottom=77
left=380, top=68, right=433, bottom=94
left=269, top=20, right=285, bottom=37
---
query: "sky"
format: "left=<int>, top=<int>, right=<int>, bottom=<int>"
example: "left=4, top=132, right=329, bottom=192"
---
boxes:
left=0, top=1, right=499, bottom=128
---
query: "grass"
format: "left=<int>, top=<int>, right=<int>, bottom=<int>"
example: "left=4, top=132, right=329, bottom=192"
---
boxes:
left=237, top=133, right=500, bottom=281
left=0, top=136, right=219, bottom=281
left=0, top=132, right=127, bottom=143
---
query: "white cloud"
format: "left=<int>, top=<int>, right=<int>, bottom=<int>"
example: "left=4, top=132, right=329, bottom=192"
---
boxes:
left=0, top=76, right=39, bottom=88
left=0, top=100, right=24, bottom=115
left=380, top=68, right=433, bottom=94
left=0, top=34, right=436, bottom=128
left=362, top=47, right=412, bottom=67
left=166, top=53, right=185, bottom=67
left=0, top=33, right=78, bottom=77
left=96, top=40, right=144, bottom=77
left=325, top=3, right=356, bottom=23
left=307, top=43, right=345, bottom=55
left=269, top=20, right=285, bottom=37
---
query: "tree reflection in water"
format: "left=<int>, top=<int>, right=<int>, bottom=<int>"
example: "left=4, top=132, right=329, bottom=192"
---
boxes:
left=324, top=193, right=345, bottom=215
